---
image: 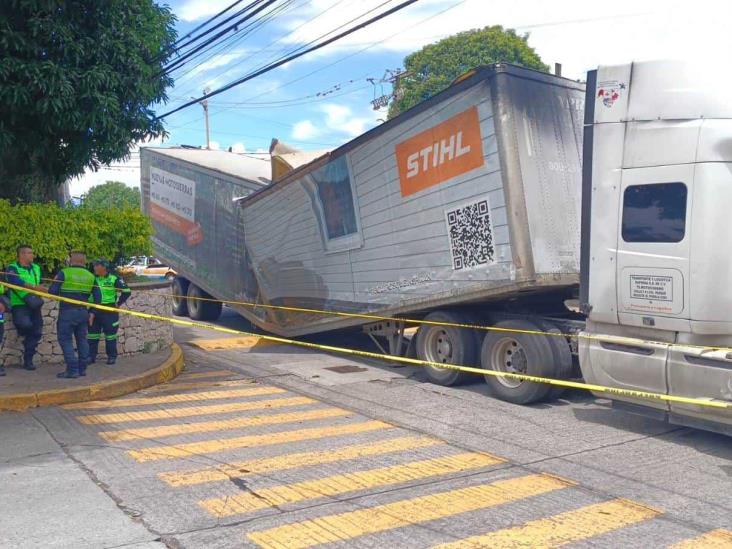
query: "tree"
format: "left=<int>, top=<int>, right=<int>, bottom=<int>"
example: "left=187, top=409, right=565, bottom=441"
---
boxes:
left=389, top=26, right=549, bottom=118
left=83, top=181, right=141, bottom=210
left=0, top=0, right=176, bottom=203
left=0, top=199, right=152, bottom=274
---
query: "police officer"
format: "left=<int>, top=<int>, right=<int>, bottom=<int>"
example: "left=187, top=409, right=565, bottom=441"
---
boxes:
left=0, top=280, right=9, bottom=377
left=48, top=251, right=101, bottom=379
left=88, top=259, right=131, bottom=365
left=6, top=245, right=44, bottom=370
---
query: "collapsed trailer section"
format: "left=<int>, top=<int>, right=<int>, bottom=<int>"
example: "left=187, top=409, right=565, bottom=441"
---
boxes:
left=141, top=64, right=585, bottom=337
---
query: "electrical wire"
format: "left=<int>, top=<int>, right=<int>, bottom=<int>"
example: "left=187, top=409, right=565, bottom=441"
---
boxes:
left=187, top=0, right=373, bottom=95
left=169, top=0, right=304, bottom=86
left=191, top=0, right=467, bottom=128
left=156, top=0, right=422, bottom=119
left=160, top=0, right=279, bottom=76
left=162, top=0, right=253, bottom=59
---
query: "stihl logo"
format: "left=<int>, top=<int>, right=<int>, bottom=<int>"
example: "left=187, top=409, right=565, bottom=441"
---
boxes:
left=405, top=132, right=472, bottom=178
left=396, top=106, right=484, bottom=197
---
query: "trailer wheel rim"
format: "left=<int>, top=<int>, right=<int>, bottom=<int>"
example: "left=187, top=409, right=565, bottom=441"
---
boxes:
left=172, top=293, right=185, bottom=309
left=423, top=328, right=454, bottom=366
left=489, top=337, right=527, bottom=389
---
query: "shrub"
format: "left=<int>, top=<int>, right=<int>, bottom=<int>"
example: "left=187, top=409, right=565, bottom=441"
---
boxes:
left=0, top=199, right=152, bottom=275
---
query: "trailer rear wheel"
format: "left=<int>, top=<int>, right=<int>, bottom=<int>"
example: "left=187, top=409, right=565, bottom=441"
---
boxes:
left=480, top=319, right=553, bottom=404
left=171, top=277, right=189, bottom=317
left=537, top=320, right=573, bottom=400
left=415, top=311, right=479, bottom=386
left=187, top=284, right=223, bottom=321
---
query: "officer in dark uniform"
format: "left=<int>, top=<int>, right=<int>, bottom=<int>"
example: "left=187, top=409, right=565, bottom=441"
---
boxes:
left=6, top=245, right=44, bottom=370
left=0, top=280, right=9, bottom=377
left=48, top=251, right=101, bottom=379
left=88, top=259, right=131, bottom=365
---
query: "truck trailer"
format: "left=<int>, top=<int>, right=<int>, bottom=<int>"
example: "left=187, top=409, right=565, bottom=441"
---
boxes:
left=141, top=61, right=732, bottom=435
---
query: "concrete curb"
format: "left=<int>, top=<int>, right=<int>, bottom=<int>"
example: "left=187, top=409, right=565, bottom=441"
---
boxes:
left=0, top=343, right=184, bottom=412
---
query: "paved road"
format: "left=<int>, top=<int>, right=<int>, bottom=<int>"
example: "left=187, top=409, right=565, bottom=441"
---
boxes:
left=2, top=308, right=731, bottom=548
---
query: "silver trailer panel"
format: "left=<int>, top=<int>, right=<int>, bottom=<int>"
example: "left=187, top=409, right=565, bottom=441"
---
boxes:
left=240, top=65, right=585, bottom=335
left=141, top=65, right=585, bottom=337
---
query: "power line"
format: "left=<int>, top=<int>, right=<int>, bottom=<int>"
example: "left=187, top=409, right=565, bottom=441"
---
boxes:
left=164, top=0, right=252, bottom=57
left=169, top=0, right=350, bottom=101
left=167, top=76, right=370, bottom=132
left=168, top=0, right=307, bottom=98
left=163, top=0, right=266, bottom=63
left=192, top=0, right=466, bottom=127
left=157, top=0, right=422, bottom=120
left=160, top=0, right=279, bottom=76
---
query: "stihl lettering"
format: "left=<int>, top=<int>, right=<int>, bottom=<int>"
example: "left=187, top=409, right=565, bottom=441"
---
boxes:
left=396, top=107, right=484, bottom=196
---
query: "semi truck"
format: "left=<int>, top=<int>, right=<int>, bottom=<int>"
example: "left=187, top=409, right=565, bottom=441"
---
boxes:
left=141, top=61, right=732, bottom=435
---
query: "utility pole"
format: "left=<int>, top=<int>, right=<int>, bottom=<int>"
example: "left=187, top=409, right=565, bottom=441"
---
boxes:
left=193, top=87, right=211, bottom=149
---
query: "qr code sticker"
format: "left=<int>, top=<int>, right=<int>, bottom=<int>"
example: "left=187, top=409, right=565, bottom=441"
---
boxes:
left=445, top=198, right=495, bottom=270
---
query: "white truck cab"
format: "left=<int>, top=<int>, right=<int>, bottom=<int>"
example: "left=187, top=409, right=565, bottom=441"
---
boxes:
left=580, top=60, right=732, bottom=434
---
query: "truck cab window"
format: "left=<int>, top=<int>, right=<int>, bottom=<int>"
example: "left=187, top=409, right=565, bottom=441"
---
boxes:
left=312, top=156, right=358, bottom=240
left=622, top=182, right=687, bottom=243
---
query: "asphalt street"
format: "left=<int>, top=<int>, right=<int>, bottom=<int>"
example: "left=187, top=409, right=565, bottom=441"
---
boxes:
left=2, top=307, right=731, bottom=548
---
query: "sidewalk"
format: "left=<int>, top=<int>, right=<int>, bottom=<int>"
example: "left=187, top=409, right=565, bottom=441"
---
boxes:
left=0, top=344, right=183, bottom=411
left=0, top=410, right=165, bottom=549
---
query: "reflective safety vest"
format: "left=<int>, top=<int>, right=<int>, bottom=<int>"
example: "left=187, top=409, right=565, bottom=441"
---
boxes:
left=60, top=267, right=95, bottom=296
left=94, top=274, right=122, bottom=304
left=8, top=262, right=41, bottom=307
left=0, top=281, right=5, bottom=323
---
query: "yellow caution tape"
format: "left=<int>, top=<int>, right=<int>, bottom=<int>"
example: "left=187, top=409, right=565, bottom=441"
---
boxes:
left=3, top=280, right=730, bottom=411
left=9, top=270, right=732, bottom=354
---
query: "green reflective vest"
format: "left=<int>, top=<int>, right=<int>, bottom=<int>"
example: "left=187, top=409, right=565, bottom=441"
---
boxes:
left=60, top=266, right=95, bottom=296
left=94, top=274, right=121, bottom=304
left=9, top=262, right=42, bottom=307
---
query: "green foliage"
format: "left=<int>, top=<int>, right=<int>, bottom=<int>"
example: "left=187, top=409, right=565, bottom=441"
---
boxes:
left=0, top=199, right=152, bottom=275
left=389, top=26, right=549, bottom=118
left=0, top=0, right=177, bottom=203
left=83, top=181, right=141, bottom=210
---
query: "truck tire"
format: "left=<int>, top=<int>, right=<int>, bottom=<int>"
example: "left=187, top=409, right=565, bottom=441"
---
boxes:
left=480, top=319, right=553, bottom=404
left=415, top=311, right=479, bottom=386
left=171, top=277, right=189, bottom=317
left=187, top=284, right=223, bottom=321
left=537, top=320, right=573, bottom=400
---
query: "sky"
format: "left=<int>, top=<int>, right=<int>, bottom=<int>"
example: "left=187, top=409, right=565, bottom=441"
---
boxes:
left=68, top=0, right=732, bottom=196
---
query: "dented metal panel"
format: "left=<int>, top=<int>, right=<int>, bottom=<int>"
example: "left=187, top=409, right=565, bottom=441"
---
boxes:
left=142, top=65, right=585, bottom=337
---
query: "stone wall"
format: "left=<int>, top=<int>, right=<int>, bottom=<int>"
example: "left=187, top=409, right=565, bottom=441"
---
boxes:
left=0, top=283, right=174, bottom=367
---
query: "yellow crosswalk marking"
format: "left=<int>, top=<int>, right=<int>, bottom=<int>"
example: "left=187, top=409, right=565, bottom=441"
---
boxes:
left=101, top=408, right=352, bottom=442
left=671, top=529, right=732, bottom=548
left=159, top=436, right=447, bottom=487
left=202, top=452, right=504, bottom=517
left=64, top=386, right=286, bottom=410
left=434, top=498, right=661, bottom=548
left=246, top=473, right=574, bottom=549
left=77, top=396, right=315, bottom=425
left=176, top=370, right=236, bottom=380
left=143, top=379, right=254, bottom=393
left=129, top=420, right=392, bottom=462
left=188, top=336, right=277, bottom=351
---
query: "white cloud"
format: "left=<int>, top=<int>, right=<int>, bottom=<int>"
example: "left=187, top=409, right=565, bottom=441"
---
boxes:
left=183, top=52, right=245, bottom=79
left=68, top=168, right=140, bottom=198
left=66, top=137, right=165, bottom=197
left=178, top=0, right=234, bottom=22
left=209, top=141, right=221, bottom=150
left=321, top=103, right=372, bottom=137
left=292, top=120, right=320, bottom=140
left=230, top=142, right=247, bottom=153
left=268, top=0, right=732, bottom=80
